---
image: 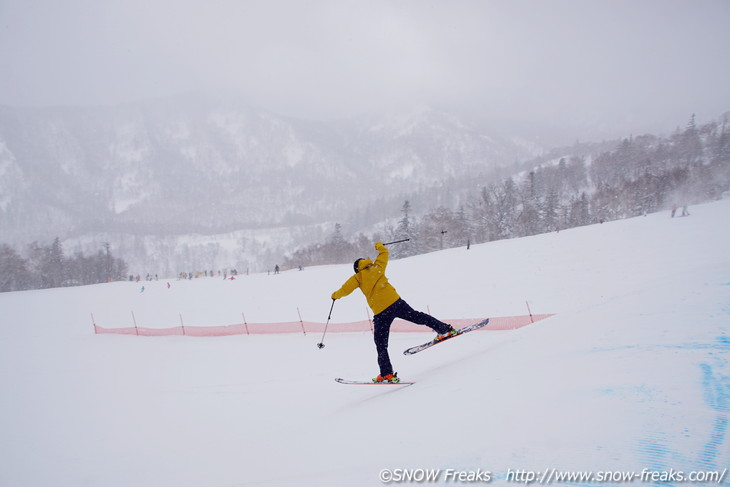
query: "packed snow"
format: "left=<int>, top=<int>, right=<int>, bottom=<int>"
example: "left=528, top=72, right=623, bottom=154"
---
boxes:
left=1, top=199, right=728, bottom=486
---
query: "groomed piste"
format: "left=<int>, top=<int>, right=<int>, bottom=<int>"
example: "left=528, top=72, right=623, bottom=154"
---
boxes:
left=1, top=199, right=728, bottom=486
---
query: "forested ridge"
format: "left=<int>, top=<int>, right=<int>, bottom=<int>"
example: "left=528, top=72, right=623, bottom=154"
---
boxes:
left=284, top=113, right=730, bottom=267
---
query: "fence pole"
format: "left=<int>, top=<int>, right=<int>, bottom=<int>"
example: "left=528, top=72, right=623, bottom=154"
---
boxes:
left=131, top=311, right=139, bottom=336
left=180, top=314, right=186, bottom=336
left=242, top=312, right=250, bottom=335
left=297, top=308, right=306, bottom=336
left=526, top=301, right=534, bottom=324
left=91, top=313, right=97, bottom=334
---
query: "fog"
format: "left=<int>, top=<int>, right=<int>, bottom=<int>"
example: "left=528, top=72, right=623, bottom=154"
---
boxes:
left=1, top=0, right=729, bottom=140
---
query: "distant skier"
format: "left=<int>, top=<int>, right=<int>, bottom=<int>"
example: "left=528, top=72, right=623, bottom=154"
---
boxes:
left=682, top=205, right=690, bottom=217
left=330, top=241, right=456, bottom=383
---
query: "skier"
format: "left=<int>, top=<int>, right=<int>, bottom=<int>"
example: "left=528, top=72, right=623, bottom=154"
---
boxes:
left=331, top=241, right=456, bottom=383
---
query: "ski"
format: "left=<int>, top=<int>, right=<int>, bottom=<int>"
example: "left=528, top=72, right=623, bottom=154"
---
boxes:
left=335, top=378, right=414, bottom=386
left=403, top=318, right=490, bottom=355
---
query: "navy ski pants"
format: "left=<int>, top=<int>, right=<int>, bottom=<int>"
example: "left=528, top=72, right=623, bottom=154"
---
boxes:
left=373, top=298, right=452, bottom=376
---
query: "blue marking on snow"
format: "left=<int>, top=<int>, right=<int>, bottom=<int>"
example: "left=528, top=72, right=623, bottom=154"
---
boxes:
left=599, top=337, right=728, bottom=479
left=699, top=415, right=728, bottom=471
left=593, top=339, right=730, bottom=354
left=701, top=362, right=730, bottom=413
left=697, top=361, right=730, bottom=474
left=634, top=348, right=729, bottom=485
left=638, top=435, right=671, bottom=467
left=637, top=434, right=679, bottom=487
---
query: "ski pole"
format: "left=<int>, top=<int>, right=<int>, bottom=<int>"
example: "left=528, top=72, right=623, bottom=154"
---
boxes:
left=317, top=299, right=336, bottom=349
left=383, top=238, right=410, bottom=246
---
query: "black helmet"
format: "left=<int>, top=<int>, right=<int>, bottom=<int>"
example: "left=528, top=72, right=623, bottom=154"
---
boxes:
left=353, top=258, right=363, bottom=274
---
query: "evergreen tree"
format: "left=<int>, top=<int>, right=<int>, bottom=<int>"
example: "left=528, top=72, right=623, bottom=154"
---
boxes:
left=0, top=244, right=30, bottom=292
left=542, top=190, right=561, bottom=232
left=566, top=156, right=588, bottom=193
left=47, top=237, right=66, bottom=288
left=329, top=223, right=353, bottom=263
left=490, top=178, right=518, bottom=240
left=567, top=193, right=591, bottom=227
left=451, top=206, right=472, bottom=248
left=392, top=200, right=419, bottom=258
left=716, top=114, right=730, bottom=163
left=680, top=114, right=703, bottom=165
left=516, top=199, right=540, bottom=237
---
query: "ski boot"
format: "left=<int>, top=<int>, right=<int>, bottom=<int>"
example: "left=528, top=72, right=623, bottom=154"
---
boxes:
left=372, top=372, right=400, bottom=383
left=434, top=326, right=458, bottom=342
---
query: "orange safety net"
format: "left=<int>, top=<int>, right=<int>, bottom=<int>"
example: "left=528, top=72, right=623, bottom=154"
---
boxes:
left=93, top=314, right=553, bottom=337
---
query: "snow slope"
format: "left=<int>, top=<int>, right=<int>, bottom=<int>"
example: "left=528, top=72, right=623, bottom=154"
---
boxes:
left=1, top=200, right=728, bottom=486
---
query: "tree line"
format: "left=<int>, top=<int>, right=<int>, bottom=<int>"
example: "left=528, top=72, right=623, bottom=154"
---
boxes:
left=0, top=239, right=128, bottom=292
left=283, top=113, right=730, bottom=267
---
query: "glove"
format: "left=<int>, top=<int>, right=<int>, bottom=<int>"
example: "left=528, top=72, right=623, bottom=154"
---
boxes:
left=375, top=241, right=385, bottom=251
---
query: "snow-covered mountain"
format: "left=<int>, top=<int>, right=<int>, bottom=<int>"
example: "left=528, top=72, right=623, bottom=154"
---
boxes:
left=0, top=96, right=538, bottom=272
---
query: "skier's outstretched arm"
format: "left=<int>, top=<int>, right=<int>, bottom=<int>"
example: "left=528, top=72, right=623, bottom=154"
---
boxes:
left=331, top=274, right=359, bottom=300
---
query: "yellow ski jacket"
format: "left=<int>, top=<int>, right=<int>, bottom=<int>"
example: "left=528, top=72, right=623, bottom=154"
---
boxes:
left=331, top=242, right=400, bottom=315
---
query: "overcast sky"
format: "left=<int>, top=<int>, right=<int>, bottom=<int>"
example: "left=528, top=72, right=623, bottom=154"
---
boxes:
left=1, top=0, right=729, bottom=140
